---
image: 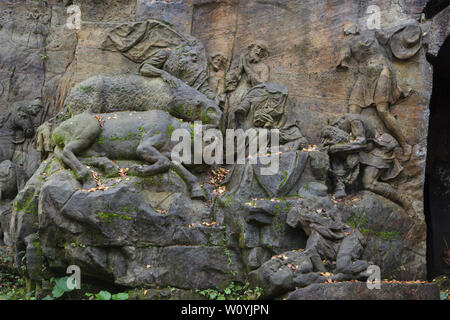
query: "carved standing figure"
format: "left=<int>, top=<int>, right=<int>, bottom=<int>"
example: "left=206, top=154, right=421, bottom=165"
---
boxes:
left=0, top=107, right=35, bottom=200
left=238, top=40, right=270, bottom=88
left=337, top=32, right=412, bottom=159
left=208, top=52, right=228, bottom=108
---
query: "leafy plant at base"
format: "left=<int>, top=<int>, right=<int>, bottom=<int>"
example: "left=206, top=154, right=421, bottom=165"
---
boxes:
left=85, top=290, right=129, bottom=300
left=42, top=276, right=75, bottom=300
left=196, top=282, right=263, bottom=300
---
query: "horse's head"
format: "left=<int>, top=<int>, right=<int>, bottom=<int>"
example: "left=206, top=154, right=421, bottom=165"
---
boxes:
left=12, top=110, right=34, bottom=139
left=170, top=77, right=222, bottom=127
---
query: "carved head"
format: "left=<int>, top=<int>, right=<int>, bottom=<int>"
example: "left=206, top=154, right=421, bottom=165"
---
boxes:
left=331, top=115, right=351, bottom=132
left=350, top=32, right=388, bottom=63
left=248, top=40, right=269, bottom=63
left=26, top=98, right=43, bottom=116
left=12, top=109, right=34, bottom=139
left=165, top=38, right=209, bottom=89
left=170, top=78, right=222, bottom=127
left=225, top=69, right=240, bottom=92
left=209, top=53, right=228, bottom=72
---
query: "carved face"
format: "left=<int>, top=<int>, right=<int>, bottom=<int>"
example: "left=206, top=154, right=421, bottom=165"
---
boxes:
left=225, top=70, right=240, bottom=91
left=351, top=33, right=380, bottom=63
left=26, top=99, right=43, bottom=116
left=210, top=54, right=227, bottom=72
left=248, top=41, right=268, bottom=63
left=331, top=115, right=350, bottom=132
left=13, top=111, right=34, bottom=138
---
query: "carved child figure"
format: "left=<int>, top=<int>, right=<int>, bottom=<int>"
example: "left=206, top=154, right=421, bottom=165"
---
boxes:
left=208, top=52, right=228, bottom=108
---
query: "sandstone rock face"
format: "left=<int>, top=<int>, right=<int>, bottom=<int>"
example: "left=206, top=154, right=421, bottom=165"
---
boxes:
left=12, top=156, right=245, bottom=289
left=286, top=282, right=440, bottom=300
left=0, top=0, right=448, bottom=299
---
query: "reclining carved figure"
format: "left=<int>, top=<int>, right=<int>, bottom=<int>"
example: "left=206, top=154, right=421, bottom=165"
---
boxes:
left=249, top=201, right=370, bottom=298
left=287, top=205, right=369, bottom=277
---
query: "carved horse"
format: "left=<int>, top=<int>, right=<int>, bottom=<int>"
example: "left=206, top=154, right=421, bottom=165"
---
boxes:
left=52, top=109, right=218, bottom=200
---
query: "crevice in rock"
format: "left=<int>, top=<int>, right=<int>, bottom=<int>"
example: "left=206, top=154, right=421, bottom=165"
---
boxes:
left=423, top=0, right=450, bottom=19
left=424, top=35, right=450, bottom=280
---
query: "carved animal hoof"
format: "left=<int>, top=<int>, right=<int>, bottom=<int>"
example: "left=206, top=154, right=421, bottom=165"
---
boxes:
left=129, top=165, right=144, bottom=176
left=80, top=169, right=92, bottom=183
left=335, top=188, right=347, bottom=199
left=190, top=185, right=206, bottom=201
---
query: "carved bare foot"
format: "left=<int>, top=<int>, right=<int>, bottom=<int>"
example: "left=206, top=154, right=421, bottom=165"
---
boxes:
left=335, top=183, right=347, bottom=198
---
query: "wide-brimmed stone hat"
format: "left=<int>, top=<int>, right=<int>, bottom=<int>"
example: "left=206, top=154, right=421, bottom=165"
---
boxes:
left=390, top=24, right=422, bottom=60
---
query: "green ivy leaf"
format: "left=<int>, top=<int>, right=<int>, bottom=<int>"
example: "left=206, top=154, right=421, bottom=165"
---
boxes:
left=111, top=293, right=129, bottom=300
left=95, top=290, right=112, bottom=300
left=52, top=277, right=73, bottom=298
left=209, top=291, right=217, bottom=300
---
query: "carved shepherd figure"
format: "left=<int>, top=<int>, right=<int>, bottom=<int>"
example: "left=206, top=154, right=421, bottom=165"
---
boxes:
left=337, top=32, right=412, bottom=159
left=51, top=109, right=218, bottom=200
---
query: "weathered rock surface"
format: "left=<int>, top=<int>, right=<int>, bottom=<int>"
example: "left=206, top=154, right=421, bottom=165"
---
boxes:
left=10, top=156, right=245, bottom=289
left=0, top=0, right=448, bottom=299
left=286, top=282, right=440, bottom=300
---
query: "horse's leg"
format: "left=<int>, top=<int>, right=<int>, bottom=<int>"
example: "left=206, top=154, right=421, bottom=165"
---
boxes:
left=169, top=161, right=205, bottom=200
left=55, top=140, right=93, bottom=182
left=134, top=137, right=205, bottom=200
left=132, top=137, right=172, bottom=176
left=53, top=114, right=101, bottom=183
left=83, top=157, right=121, bottom=177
